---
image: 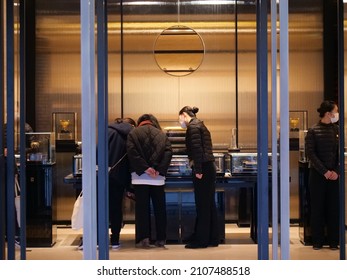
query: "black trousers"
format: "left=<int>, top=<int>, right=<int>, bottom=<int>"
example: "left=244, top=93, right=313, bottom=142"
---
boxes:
left=309, top=168, right=339, bottom=246
left=108, top=177, right=125, bottom=244
left=134, top=184, right=166, bottom=243
left=192, top=161, right=219, bottom=246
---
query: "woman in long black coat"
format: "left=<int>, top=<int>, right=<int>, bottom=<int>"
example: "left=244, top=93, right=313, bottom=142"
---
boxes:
left=178, top=106, right=219, bottom=249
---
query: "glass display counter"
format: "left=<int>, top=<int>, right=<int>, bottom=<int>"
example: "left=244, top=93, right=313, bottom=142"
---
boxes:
left=26, top=162, right=57, bottom=247
left=26, top=132, right=56, bottom=163
left=22, top=132, right=57, bottom=246
left=229, top=152, right=273, bottom=175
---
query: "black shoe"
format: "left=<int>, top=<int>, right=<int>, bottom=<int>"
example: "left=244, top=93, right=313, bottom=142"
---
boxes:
left=78, top=238, right=83, bottom=250
left=208, top=239, right=220, bottom=247
left=313, top=244, right=322, bottom=250
left=185, top=243, right=207, bottom=249
left=135, top=238, right=153, bottom=249
left=329, top=245, right=339, bottom=250
left=154, top=240, right=166, bottom=248
left=110, top=240, right=121, bottom=250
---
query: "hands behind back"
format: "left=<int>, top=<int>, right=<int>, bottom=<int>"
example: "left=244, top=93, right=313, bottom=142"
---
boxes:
left=145, top=167, right=159, bottom=178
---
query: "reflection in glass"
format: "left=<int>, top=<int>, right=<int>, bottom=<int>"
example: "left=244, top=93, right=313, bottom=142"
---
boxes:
left=154, top=25, right=205, bottom=76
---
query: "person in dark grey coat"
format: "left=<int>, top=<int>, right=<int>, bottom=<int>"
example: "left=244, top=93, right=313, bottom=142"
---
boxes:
left=178, top=106, right=219, bottom=249
left=305, top=100, right=339, bottom=250
left=127, top=114, right=172, bottom=248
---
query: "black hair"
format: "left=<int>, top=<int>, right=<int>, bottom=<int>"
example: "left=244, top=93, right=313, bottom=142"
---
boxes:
left=137, top=114, right=161, bottom=130
left=179, top=106, right=199, bottom=117
left=123, top=117, right=136, bottom=127
left=114, top=117, right=136, bottom=127
left=317, top=100, right=337, bottom=118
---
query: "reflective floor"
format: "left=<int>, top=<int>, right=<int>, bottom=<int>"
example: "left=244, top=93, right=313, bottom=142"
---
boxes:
left=13, top=224, right=343, bottom=260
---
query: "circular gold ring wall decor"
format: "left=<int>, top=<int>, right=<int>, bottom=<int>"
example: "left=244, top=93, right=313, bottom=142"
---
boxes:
left=154, top=25, right=205, bottom=77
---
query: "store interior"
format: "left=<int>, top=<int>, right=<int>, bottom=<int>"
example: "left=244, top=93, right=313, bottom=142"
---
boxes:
left=1, top=0, right=347, bottom=260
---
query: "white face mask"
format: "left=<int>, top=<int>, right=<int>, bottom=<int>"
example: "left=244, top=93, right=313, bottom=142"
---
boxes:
left=331, top=112, right=339, bottom=123
left=179, top=116, right=187, bottom=129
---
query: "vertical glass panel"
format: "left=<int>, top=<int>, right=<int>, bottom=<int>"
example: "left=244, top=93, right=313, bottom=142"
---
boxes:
left=175, top=0, right=237, bottom=145
left=107, top=2, right=122, bottom=119
left=14, top=0, right=20, bottom=150
left=236, top=1, right=256, bottom=151
left=35, top=1, right=82, bottom=137
left=288, top=1, right=325, bottom=258
left=344, top=0, right=347, bottom=261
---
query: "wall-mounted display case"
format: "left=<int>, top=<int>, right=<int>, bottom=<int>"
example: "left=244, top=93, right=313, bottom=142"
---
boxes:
left=289, top=110, right=308, bottom=150
left=26, top=132, right=56, bottom=163
left=52, top=112, right=77, bottom=152
left=52, top=112, right=77, bottom=140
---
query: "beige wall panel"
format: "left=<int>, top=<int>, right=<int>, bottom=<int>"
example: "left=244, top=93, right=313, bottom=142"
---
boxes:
left=108, top=54, right=122, bottom=119
left=289, top=51, right=323, bottom=127
left=36, top=52, right=82, bottom=133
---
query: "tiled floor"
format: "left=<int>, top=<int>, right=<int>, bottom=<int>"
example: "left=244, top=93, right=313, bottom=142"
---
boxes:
left=14, top=224, right=343, bottom=260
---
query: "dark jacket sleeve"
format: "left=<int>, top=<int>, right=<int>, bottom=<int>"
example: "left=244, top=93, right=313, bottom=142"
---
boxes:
left=126, top=132, right=149, bottom=175
left=305, top=128, right=328, bottom=176
left=187, top=125, right=204, bottom=174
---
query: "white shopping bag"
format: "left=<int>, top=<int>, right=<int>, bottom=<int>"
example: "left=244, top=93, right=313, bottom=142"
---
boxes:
left=71, top=191, right=83, bottom=230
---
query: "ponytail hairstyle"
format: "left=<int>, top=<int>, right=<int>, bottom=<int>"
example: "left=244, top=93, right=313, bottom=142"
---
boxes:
left=317, top=100, right=337, bottom=118
left=179, top=106, right=199, bottom=117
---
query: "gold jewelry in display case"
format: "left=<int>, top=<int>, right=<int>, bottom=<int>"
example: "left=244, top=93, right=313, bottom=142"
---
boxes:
left=26, top=132, right=56, bottom=163
left=289, top=110, right=308, bottom=151
left=52, top=112, right=77, bottom=152
left=52, top=112, right=77, bottom=140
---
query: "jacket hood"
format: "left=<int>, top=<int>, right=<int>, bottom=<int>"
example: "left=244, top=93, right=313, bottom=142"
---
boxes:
left=108, top=122, right=133, bottom=137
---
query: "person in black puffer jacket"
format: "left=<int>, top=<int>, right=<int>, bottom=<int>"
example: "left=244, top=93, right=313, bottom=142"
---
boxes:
left=108, top=117, right=136, bottom=249
left=305, top=100, right=339, bottom=250
left=178, top=106, right=219, bottom=249
left=127, top=114, right=172, bottom=248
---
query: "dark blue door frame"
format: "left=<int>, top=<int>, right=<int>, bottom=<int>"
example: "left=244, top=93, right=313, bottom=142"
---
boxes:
left=6, top=0, right=16, bottom=260
left=19, top=0, right=28, bottom=260
left=256, top=0, right=269, bottom=260
left=0, top=0, right=5, bottom=260
left=337, top=0, right=345, bottom=261
left=96, top=0, right=109, bottom=260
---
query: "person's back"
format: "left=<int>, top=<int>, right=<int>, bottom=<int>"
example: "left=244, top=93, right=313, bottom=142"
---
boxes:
left=108, top=118, right=135, bottom=250
left=126, top=114, right=172, bottom=248
left=127, top=124, right=171, bottom=178
left=108, top=121, right=134, bottom=186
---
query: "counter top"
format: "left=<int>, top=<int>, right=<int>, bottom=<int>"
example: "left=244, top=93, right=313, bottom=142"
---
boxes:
left=63, top=173, right=260, bottom=190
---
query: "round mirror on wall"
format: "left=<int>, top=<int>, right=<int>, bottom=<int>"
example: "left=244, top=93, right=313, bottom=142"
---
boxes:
left=153, top=25, right=205, bottom=77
